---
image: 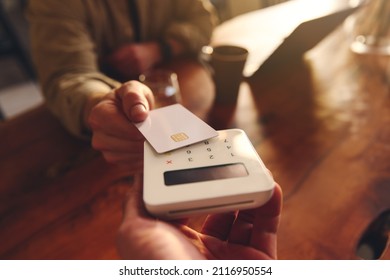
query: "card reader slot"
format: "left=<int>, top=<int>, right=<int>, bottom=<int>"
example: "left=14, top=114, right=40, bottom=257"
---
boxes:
left=168, top=200, right=255, bottom=216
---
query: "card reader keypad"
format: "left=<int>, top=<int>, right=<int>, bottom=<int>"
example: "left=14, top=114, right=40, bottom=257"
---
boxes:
left=161, top=130, right=240, bottom=166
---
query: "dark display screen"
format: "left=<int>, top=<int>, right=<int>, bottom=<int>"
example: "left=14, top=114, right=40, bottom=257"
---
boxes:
left=164, top=163, right=248, bottom=186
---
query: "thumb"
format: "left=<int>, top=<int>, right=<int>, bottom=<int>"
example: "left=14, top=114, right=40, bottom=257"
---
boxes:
left=115, top=81, right=154, bottom=122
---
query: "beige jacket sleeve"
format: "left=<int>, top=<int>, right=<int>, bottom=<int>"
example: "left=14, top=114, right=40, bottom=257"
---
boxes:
left=27, top=0, right=217, bottom=139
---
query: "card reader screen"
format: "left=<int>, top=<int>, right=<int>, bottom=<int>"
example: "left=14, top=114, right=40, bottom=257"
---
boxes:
left=164, top=163, right=248, bottom=186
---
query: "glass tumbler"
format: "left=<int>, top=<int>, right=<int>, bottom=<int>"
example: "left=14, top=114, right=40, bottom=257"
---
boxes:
left=139, top=69, right=181, bottom=108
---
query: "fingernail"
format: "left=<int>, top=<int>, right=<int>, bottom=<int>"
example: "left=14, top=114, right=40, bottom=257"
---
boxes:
left=131, top=103, right=147, bottom=122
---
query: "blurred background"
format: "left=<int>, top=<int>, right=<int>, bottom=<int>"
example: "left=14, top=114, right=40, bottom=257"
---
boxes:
left=0, top=0, right=289, bottom=120
left=0, top=0, right=39, bottom=120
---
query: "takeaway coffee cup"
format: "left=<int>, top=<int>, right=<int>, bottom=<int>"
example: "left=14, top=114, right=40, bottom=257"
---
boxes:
left=202, top=45, right=249, bottom=105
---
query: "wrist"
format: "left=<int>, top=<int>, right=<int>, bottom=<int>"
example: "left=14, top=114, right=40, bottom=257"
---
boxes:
left=83, top=92, right=109, bottom=131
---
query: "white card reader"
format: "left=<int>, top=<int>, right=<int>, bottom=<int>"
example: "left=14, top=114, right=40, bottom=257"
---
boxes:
left=143, top=129, right=275, bottom=219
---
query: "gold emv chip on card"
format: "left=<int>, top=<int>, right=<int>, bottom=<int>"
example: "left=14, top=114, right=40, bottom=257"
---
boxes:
left=171, top=132, right=189, bottom=142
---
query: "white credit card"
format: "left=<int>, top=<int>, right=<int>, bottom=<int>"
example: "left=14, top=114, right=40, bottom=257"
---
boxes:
left=134, top=104, right=218, bottom=153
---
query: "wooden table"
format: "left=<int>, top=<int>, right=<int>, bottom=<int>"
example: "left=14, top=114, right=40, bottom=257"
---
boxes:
left=1, top=0, right=389, bottom=260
